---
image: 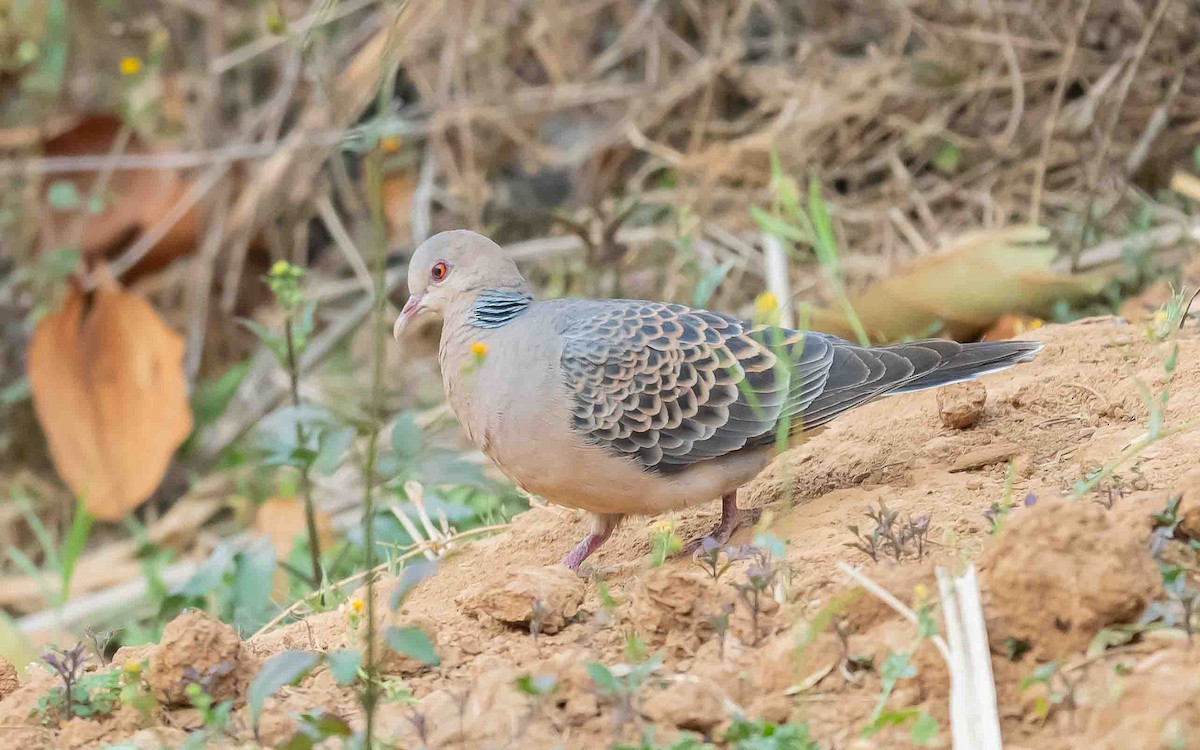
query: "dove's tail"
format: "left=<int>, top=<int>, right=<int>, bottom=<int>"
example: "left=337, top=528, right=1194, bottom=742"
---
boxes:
left=887, top=339, right=1043, bottom=394
left=794, top=337, right=1042, bottom=432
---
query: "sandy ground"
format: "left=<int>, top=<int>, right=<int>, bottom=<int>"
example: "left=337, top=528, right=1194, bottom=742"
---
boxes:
left=4, top=316, right=1200, bottom=749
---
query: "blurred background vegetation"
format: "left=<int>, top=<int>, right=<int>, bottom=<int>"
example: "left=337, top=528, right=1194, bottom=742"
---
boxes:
left=0, top=0, right=1198, bottom=661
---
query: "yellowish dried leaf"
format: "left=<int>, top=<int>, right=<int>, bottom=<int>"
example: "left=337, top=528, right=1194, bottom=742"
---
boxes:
left=28, top=284, right=192, bottom=520
left=808, top=226, right=1104, bottom=342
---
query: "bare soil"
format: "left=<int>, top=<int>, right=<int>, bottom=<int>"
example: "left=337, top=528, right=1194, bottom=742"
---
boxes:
left=4, top=317, right=1200, bottom=749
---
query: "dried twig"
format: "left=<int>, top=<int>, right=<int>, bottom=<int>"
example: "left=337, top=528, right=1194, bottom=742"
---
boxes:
left=1070, top=0, right=1176, bottom=270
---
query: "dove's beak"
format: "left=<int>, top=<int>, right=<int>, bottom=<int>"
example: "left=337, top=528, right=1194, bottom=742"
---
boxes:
left=393, top=292, right=425, bottom=342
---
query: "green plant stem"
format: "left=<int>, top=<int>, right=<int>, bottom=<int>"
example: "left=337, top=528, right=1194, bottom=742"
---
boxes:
left=285, top=317, right=323, bottom=592
left=360, top=148, right=389, bottom=750
left=1072, top=422, right=1191, bottom=497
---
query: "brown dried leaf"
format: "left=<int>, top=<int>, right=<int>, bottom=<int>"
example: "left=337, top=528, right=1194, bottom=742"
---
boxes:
left=44, top=115, right=199, bottom=276
left=382, top=172, right=416, bottom=240
left=27, top=283, right=192, bottom=520
left=808, top=226, right=1104, bottom=342
left=254, top=496, right=335, bottom=561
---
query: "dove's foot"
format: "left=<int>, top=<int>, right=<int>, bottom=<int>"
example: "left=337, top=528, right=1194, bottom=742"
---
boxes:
left=682, top=492, right=761, bottom=556
left=562, top=512, right=622, bottom=571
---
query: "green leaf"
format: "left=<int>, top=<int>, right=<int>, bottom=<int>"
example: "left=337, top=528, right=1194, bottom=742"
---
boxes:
left=861, top=707, right=919, bottom=738
left=390, top=411, right=423, bottom=458
left=21, top=0, right=67, bottom=96
left=325, top=650, right=362, bottom=686
left=292, top=301, right=317, bottom=350
left=585, top=662, right=621, bottom=694
left=40, top=247, right=80, bottom=279
left=233, top=543, right=277, bottom=632
left=880, top=651, right=915, bottom=682
left=769, top=151, right=803, bottom=217
left=235, top=317, right=285, bottom=362
left=515, top=674, right=558, bottom=696
left=0, top=377, right=31, bottom=407
left=298, top=710, right=352, bottom=739
left=932, top=141, right=962, bottom=174
left=47, top=180, right=81, bottom=210
left=1021, top=662, right=1058, bottom=691
left=807, top=178, right=839, bottom=271
left=59, top=500, right=93, bottom=603
left=313, top=426, right=355, bottom=475
left=389, top=559, right=438, bottom=610
left=247, top=650, right=318, bottom=725
left=749, top=206, right=810, bottom=245
left=693, top=259, right=735, bottom=308
left=190, top=361, right=251, bottom=428
left=385, top=626, right=439, bottom=666
left=911, top=711, right=939, bottom=745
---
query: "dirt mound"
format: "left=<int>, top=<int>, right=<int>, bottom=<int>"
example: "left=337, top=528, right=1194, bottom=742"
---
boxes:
left=980, top=498, right=1160, bottom=659
left=147, top=610, right=253, bottom=706
left=0, top=659, right=17, bottom=702
left=6, top=319, right=1200, bottom=749
left=459, top=564, right=586, bottom=634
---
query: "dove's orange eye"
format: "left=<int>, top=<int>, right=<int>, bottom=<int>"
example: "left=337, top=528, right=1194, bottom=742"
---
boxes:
left=430, top=261, right=450, bottom=282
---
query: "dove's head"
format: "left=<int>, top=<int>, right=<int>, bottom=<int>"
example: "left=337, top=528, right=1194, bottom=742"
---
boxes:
left=394, top=230, right=529, bottom=340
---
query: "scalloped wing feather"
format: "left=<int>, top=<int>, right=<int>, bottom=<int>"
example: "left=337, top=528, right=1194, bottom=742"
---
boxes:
left=560, top=302, right=834, bottom=472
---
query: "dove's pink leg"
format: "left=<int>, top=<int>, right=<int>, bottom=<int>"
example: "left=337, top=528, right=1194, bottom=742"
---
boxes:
left=682, top=492, right=762, bottom=555
left=562, top=513, right=622, bottom=571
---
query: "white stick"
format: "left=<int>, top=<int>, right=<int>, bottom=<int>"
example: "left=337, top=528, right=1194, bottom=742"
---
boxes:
left=762, top=233, right=794, bottom=328
left=936, top=567, right=973, bottom=748
left=937, top=565, right=1004, bottom=750
left=836, top=562, right=950, bottom=661
left=959, top=566, right=1003, bottom=750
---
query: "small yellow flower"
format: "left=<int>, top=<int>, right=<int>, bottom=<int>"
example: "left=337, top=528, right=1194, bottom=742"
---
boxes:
left=380, top=136, right=401, bottom=153
left=651, top=519, right=673, bottom=535
left=349, top=598, right=365, bottom=614
left=1030, top=318, right=1044, bottom=330
left=470, top=341, right=488, bottom=357
left=755, top=291, right=779, bottom=316
left=913, top=583, right=928, bottom=601
left=123, top=660, right=143, bottom=676
left=270, top=259, right=290, bottom=276
left=1153, top=309, right=1169, bottom=326
left=119, top=57, right=143, bottom=76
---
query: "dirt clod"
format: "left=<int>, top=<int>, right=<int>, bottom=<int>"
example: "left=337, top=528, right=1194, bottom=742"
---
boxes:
left=147, top=610, right=250, bottom=706
left=0, top=658, right=18, bottom=701
left=981, top=498, right=1159, bottom=658
left=641, top=676, right=730, bottom=731
left=937, top=381, right=987, bottom=429
left=459, top=564, right=584, bottom=634
left=630, top=567, right=727, bottom=635
left=950, top=441, right=1021, bottom=472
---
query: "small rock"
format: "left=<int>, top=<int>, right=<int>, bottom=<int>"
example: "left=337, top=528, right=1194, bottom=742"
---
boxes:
left=0, top=657, right=18, bottom=701
left=1012, top=453, right=1034, bottom=478
left=148, top=610, right=249, bottom=706
left=950, top=442, right=1021, bottom=472
left=458, top=565, right=585, bottom=634
left=937, top=381, right=987, bottom=429
left=641, top=676, right=730, bottom=732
